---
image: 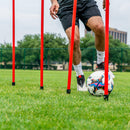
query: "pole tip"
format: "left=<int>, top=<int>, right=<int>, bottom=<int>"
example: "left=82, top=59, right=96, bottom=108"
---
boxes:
left=40, top=86, right=44, bottom=90
left=12, top=82, right=15, bottom=86
left=67, top=89, right=71, bottom=94
left=104, top=95, right=109, bottom=101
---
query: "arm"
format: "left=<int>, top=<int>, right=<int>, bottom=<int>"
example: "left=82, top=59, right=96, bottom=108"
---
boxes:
left=50, top=0, right=59, bottom=19
left=103, top=0, right=106, bottom=9
left=50, top=0, right=57, bottom=4
left=103, top=0, right=110, bottom=10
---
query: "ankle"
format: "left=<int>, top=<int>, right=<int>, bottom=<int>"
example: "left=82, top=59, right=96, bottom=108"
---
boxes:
left=73, top=62, right=84, bottom=76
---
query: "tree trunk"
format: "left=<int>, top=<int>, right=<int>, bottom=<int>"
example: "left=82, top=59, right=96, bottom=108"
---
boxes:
left=47, top=56, right=50, bottom=70
left=4, top=62, right=7, bottom=69
left=62, top=60, right=65, bottom=70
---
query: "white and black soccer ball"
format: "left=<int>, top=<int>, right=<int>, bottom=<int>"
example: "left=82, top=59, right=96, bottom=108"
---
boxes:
left=87, top=71, right=115, bottom=96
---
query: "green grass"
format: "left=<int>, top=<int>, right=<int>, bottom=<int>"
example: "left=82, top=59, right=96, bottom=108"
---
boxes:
left=0, top=70, right=130, bottom=130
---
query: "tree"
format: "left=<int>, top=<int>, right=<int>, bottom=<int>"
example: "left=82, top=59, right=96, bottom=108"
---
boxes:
left=0, top=43, right=12, bottom=68
left=80, top=34, right=130, bottom=70
left=44, top=33, right=68, bottom=69
left=80, top=34, right=95, bottom=48
left=80, top=34, right=96, bottom=65
left=17, top=34, right=41, bottom=66
left=17, top=33, right=68, bottom=69
left=109, top=36, right=129, bottom=70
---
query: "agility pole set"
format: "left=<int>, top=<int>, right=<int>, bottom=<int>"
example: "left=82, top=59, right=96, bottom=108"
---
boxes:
left=12, top=0, right=109, bottom=100
left=12, top=0, right=44, bottom=88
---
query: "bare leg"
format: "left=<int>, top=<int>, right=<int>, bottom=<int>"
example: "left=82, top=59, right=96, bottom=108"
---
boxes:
left=66, top=26, right=87, bottom=91
left=66, top=25, right=81, bottom=65
left=86, top=16, right=105, bottom=66
left=86, top=16, right=105, bottom=51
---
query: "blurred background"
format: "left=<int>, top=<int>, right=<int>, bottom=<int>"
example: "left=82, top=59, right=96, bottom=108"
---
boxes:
left=0, top=0, right=130, bottom=72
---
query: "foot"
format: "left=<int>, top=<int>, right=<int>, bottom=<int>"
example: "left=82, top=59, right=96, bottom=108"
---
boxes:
left=96, top=63, right=115, bottom=78
left=96, top=62, right=104, bottom=70
left=77, top=75, right=88, bottom=91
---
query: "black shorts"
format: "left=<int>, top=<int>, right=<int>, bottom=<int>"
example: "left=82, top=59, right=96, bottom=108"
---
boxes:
left=57, top=0, right=101, bottom=31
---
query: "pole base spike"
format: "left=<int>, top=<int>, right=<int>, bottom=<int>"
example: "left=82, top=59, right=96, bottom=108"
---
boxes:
left=104, top=95, right=109, bottom=101
left=12, top=82, right=15, bottom=86
left=40, top=86, right=44, bottom=90
left=67, top=89, right=71, bottom=94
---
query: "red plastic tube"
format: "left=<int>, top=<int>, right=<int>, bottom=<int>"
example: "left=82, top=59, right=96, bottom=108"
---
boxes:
left=12, top=0, right=15, bottom=86
left=67, top=0, right=77, bottom=93
left=40, top=0, right=44, bottom=89
left=104, top=0, right=110, bottom=96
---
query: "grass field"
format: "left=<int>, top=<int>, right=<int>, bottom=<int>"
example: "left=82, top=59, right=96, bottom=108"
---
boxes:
left=0, top=70, right=130, bottom=130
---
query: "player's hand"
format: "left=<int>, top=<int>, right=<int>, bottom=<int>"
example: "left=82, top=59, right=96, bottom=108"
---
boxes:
left=50, top=1, right=59, bottom=19
left=103, top=0, right=110, bottom=10
left=103, top=0, right=106, bottom=10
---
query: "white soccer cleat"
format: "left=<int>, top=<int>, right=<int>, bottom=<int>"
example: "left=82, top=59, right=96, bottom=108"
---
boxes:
left=77, top=75, right=88, bottom=91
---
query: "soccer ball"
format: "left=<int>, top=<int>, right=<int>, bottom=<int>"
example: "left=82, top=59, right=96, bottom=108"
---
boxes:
left=87, top=71, right=114, bottom=96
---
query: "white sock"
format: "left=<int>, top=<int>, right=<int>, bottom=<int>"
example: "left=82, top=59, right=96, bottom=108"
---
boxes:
left=97, top=50, right=105, bottom=64
left=73, top=62, right=84, bottom=77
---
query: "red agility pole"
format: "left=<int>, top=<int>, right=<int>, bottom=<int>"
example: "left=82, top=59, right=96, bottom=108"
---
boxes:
left=67, top=0, right=77, bottom=94
left=104, top=0, right=109, bottom=100
left=40, top=0, right=44, bottom=89
left=12, top=0, right=15, bottom=86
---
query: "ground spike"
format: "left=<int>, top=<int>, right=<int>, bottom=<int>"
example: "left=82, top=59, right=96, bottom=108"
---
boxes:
left=104, top=95, right=109, bottom=101
left=67, top=89, right=71, bottom=94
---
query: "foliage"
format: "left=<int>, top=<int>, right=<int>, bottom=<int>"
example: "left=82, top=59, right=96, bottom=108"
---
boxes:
left=0, top=33, right=130, bottom=70
left=80, top=34, right=95, bottom=48
left=109, top=36, right=129, bottom=65
left=0, top=43, right=12, bottom=67
left=17, top=33, right=68, bottom=67
left=80, top=34, right=130, bottom=67
left=43, top=33, right=68, bottom=68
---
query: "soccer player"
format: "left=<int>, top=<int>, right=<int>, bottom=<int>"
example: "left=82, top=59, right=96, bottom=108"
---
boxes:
left=50, top=0, right=106, bottom=91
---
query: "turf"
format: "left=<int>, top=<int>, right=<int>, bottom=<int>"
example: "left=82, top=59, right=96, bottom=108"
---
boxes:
left=0, top=70, right=130, bottom=130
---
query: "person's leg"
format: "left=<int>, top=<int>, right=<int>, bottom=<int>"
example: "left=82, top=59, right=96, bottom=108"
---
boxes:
left=66, top=25, right=87, bottom=91
left=86, top=16, right=105, bottom=51
left=66, top=25, right=84, bottom=76
left=66, top=25, right=81, bottom=65
left=57, top=7, right=87, bottom=90
left=86, top=16, right=105, bottom=68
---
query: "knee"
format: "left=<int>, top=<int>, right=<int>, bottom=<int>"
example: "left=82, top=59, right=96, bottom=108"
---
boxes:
left=94, top=24, right=105, bottom=36
left=69, top=35, right=80, bottom=50
left=73, top=36, right=80, bottom=50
